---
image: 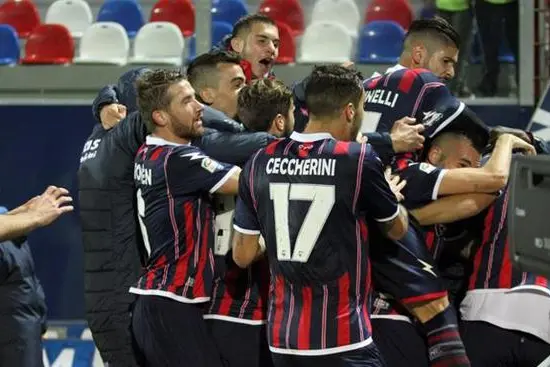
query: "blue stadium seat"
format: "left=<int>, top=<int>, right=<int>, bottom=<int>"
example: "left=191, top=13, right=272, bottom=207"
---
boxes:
left=187, top=21, right=234, bottom=62
left=357, top=21, right=405, bottom=64
left=0, top=24, right=19, bottom=65
left=97, top=0, right=144, bottom=38
left=211, top=0, right=248, bottom=26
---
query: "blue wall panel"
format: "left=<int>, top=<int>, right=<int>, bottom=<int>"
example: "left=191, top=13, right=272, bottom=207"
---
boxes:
left=0, top=104, right=534, bottom=319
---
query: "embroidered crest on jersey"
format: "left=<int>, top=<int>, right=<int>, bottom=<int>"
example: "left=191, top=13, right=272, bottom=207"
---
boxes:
left=201, top=157, right=222, bottom=173
left=422, top=110, right=444, bottom=127
left=419, top=162, right=436, bottom=173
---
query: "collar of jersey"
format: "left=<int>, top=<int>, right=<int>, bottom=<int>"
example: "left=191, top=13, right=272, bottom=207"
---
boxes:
left=146, top=135, right=190, bottom=146
left=290, top=131, right=333, bottom=142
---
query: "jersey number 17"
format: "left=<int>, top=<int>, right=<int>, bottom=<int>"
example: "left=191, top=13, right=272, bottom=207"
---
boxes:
left=269, top=183, right=335, bottom=263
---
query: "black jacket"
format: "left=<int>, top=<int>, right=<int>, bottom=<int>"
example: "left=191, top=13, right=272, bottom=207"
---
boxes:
left=0, top=221, right=46, bottom=367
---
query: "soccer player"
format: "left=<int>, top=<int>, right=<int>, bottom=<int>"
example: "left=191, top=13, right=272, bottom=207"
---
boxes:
left=0, top=186, right=73, bottom=242
left=459, top=160, right=550, bottom=366
left=214, top=14, right=279, bottom=81
left=232, top=65, right=409, bottom=367
left=130, top=69, right=240, bottom=366
left=371, top=105, right=536, bottom=367
left=186, top=50, right=247, bottom=121
left=204, top=78, right=295, bottom=367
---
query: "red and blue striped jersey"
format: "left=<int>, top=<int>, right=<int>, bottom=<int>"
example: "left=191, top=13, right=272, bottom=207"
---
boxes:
left=130, top=135, right=239, bottom=303
left=469, top=187, right=550, bottom=292
left=233, top=132, right=401, bottom=355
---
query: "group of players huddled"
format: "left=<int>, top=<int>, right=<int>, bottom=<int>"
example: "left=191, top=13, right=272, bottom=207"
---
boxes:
left=78, top=14, right=550, bottom=367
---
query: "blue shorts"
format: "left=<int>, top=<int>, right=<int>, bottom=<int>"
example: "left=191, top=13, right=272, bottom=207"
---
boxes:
left=271, top=344, right=386, bottom=367
left=131, top=295, right=224, bottom=367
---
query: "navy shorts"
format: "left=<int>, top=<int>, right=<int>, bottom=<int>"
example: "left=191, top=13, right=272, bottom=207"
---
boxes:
left=271, top=344, right=386, bottom=367
left=371, top=318, right=429, bottom=367
left=205, top=319, right=273, bottom=367
left=131, top=295, right=224, bottom=367
left=461, top=320, right=550, bottom=366
left=369, top=223, right=447, bottom=305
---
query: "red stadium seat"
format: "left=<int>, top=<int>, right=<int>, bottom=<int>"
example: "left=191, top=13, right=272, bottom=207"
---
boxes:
left=275, top=22, right=295, bottom=64
left=259, top=0, right=304, bottom=37
left=150, top=0, right=194, bottom=38
left=365, top=0, right=413, bottom=31
left=21, top=24, right=74, bottom=64
left=0, top=0, right=40, bottom=38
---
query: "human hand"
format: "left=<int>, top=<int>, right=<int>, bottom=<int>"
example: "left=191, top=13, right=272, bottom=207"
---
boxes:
left=100, top=103, right=127, bottom=129
left=390, top=117, right=425, bottom=153
left=384, top=167, right=406, bottom=202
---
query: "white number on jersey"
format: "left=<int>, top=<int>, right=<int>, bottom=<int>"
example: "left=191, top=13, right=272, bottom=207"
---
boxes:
left=214, top=196, right=235, bottom=256
left=136, top=188, right=152, bottom=257
left=361, top=111, right=382, bottom=133
left=269, top=183, right=335, bottom=263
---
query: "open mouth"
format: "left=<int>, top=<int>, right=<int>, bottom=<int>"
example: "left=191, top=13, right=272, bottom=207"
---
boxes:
left=259, top=58, right=274, bottom=67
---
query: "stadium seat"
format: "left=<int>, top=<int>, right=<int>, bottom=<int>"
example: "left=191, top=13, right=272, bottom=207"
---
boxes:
left=45, top=0, right=93, bottom=38
left=365, top=0, right=413, bottom=31
left=0, top=24, right=19, bottom=65
left=311, top=0, right=360, bottom=38
left=74, top=22, right=129, bottom=65
left=21, top=24, right=74, bottom=64
left=357, top=21, right=405, bottom=64
left=275, top=22, right=295, bottom=64
left=97, top=0, right=144, bottom=38
left=211, top=0, right=248, bottom=26
left=131, top=22, right=184, bottom=66
left=150, top=0, right=194, bottom=38
left=0, top=0, right=40, bottom=38
left=259, top=0, right=304, bottom=36
left=185, top=21, right=233, bottom=61
left=299, top=22, right=352, bottom=63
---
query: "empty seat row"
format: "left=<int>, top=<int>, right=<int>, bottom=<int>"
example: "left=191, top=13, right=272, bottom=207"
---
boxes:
left=0, top=22, right=186, bottom=66
left=0, top=0, right=248, bottom=39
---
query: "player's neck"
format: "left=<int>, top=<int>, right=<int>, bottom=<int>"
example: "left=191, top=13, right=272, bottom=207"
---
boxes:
left=304, top=120, right=346, bottom=141
left=398, top=54, right=414, bottom=69
left=151, top=131, right=190, bottom=145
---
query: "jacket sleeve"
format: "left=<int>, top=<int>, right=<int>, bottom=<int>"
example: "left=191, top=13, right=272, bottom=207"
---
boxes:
left=194, top=130, right=276, bottom=166
left=365, top=132, right=395, bottom=165
left=111, top=112, right=147, bottom=156
left=92, top=84, right=119, bottom=123
left=202, top=105, right=244, bottom=133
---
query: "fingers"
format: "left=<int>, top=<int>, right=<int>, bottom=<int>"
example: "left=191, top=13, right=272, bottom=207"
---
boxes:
left=58, top=205, right=74, bottom=214
left=400, top=117, right=416, bottom=125
left=396, top=179, right=407, bottom=192
left=55, top=196, right=73, bottom=206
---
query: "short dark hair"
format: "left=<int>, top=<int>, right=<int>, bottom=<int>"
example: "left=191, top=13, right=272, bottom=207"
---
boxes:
left=232, top=14, right=276, bottom=39
left=432, top=128, right=486, bottom=154
left=237, top=78, right=292, bottom=132
left=186, top=50, right=242, bottom=95
left=305, top=65, right=364, bottom=119
left=136, top=69, right=185, bottom=133
left=404, top=17, right=461, bottom=51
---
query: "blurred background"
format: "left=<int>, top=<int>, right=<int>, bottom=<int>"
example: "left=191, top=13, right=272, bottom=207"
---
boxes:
left=0, top=0, right=548, bottom=365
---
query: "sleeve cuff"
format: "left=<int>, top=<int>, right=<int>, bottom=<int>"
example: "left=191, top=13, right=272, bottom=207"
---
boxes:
left=233, top=224, right=261, bottom=235
left=374, top=205, right=400, bottom=222
left=431, top=169, right=447, bottom=201
left=210, top=166, right=240, bottom=194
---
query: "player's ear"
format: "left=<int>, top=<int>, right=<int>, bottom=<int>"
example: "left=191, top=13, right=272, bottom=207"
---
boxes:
left=344, top=103, right=355, bottom=123
left=230, top=37, right=244, bottom=53
left=273, top=114, right=284, bottom=132
left=152, top=110, right=168, bottom=127
left=411, top=45, right=426, bottom=67
left=199, top=88, right=216, bottom=105
left=427, top=145, right=442, bottom=165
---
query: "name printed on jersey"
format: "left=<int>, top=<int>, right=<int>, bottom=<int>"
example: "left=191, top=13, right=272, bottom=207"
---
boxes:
left=364, top=89, right=400, bottom=108
left=134, top=163, right=152, bottom=186
left=265, top=157, right=336, bottom=176
left=80, top=138, right=101, bottom=163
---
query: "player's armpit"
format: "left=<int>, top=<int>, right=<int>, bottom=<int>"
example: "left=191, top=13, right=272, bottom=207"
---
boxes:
left=379, top=205, right=409, bottom=241
left=232, top=231, right=263, bottom=268
left=213, top=166, right=242, bottom=195
left=410, top=193, right=497, bottom=226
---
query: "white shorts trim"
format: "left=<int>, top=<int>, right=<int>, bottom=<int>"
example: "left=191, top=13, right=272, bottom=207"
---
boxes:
left=269, top=337, right=373, bottom=356
left=203, top=314, right=267, bottom=325
left=129, top=287, right=210, bottom=304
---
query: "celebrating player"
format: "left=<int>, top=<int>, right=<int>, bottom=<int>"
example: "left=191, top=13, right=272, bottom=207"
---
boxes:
left=232, top=65, right=408, bottom=367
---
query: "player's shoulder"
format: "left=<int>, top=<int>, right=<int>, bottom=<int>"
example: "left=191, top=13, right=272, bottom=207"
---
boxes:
left=388, top=68, right=442, bottom=86
left=400, top=161, right=441, bottom=177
